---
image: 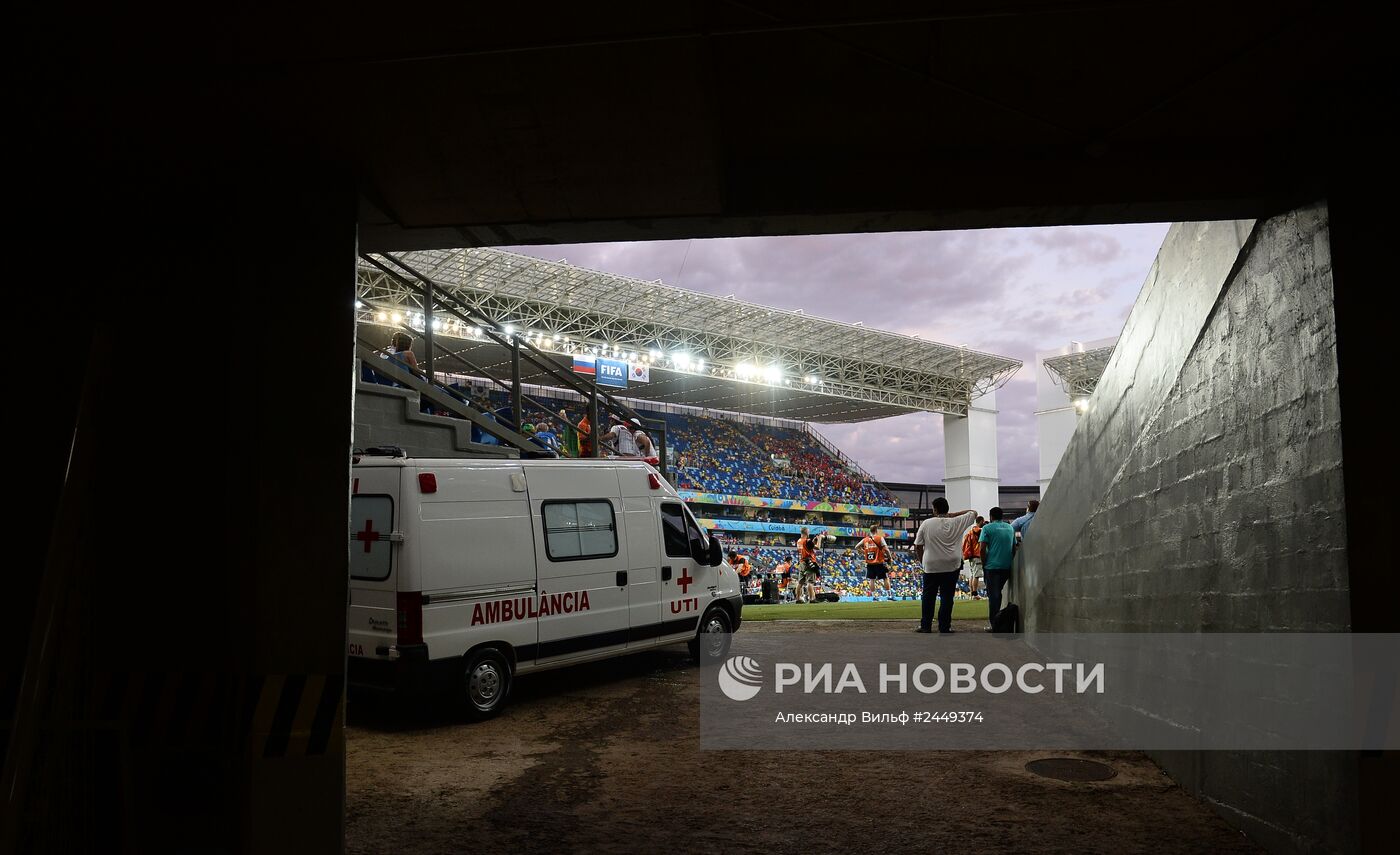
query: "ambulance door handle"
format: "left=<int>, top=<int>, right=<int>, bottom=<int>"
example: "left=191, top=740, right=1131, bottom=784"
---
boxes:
left=616, top=571, right=628, bottom=587
left=661, top=566, right=672, bottom=581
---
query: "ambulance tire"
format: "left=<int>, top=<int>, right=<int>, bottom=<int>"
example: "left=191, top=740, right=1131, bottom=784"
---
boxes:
left=460, top=646, right=512, bottom=719
left=689, top=606, right=733, bottom=664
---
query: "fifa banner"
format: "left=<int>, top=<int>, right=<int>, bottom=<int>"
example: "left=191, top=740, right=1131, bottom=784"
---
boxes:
left=679, top=490, right=908, bottom=519
left=572, top=355, right=628, bottom=389
left=696, top=518, right=910, bottom=540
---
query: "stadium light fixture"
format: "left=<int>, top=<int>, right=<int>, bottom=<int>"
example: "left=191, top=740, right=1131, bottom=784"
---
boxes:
left=391, top=312, right=403, bottom=324
left=695, top=359, right=705, bottom=371
left=650, top=349, right=663, bottom=361
left=376, top=311, right=387, bottom=322
left=504, top=324, right=515, bottom=337
left=1074, top=397, right=1090, bottom=413
left=735, top=363, right=753, bottom=379
left=764, top=365, right=783, bottom=384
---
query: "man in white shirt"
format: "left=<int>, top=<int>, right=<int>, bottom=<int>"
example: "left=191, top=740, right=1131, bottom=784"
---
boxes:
left=912, top=497, right=978, bottom=634
left=606, top=416, right=641, bottom=456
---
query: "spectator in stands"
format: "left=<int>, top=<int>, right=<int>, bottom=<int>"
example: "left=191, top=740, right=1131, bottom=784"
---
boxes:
left=961, top=516, right=986, bottom=599
left=534, top=422, right=559, bottom=453
left=605, top=415, right=641, bottom=457
left=578, top=411, right=595, bottom=457
left=859, top=524, right=894, bottom=601
left=912, top=497, right=977, bottom=634
left=979, top=507, right=1017, bottom=631
left=385, top=331, right=420, bottom=375
left=471, top=394, right=501, bottom=447
left=559, top=410, right=581, bottom=457
left=520, top=423, right=556, bottom=455
left=1012, top=500, right=1039, bottom=538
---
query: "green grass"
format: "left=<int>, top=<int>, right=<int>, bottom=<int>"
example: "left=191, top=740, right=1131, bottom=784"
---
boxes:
left=740, top=599, right=989, bottom=622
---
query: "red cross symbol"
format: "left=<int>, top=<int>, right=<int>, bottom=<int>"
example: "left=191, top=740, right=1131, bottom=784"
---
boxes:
left=677, top=567, right=694, bottom=594
left=356, top=519, right=381, bottom=553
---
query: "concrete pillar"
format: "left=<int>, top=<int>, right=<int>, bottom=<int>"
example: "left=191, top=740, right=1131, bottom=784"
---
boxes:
left=4, top=161, right=356, bottom=854
left=1035, top=338, right=1117, bottom=496
left=942, top=390, right=999, bottom=515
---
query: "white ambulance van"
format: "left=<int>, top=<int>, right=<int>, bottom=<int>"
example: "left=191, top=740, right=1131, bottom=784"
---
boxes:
left=348, top=452, right=741, bottom=717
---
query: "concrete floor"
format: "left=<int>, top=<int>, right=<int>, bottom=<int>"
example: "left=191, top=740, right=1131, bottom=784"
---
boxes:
left=346, top=621, right=1258, bottom=854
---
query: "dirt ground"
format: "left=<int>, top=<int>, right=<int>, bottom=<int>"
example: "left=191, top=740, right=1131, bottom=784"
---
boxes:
left=346, top=620, right=1258, bottom=855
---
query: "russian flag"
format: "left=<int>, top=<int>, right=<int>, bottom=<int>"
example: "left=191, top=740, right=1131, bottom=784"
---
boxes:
left=572, top=354, right=596, bottom=377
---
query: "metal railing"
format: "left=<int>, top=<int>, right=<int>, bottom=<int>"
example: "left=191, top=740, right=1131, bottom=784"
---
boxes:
left=361, top=252, right=669, bottom=476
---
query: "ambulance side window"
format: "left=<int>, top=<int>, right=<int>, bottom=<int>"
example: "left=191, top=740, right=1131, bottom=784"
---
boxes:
left=542, top=500, right=618, bottom=561
left=660, top=503, right=691, bottom=558
left=681, top=505, right=708, bottom=556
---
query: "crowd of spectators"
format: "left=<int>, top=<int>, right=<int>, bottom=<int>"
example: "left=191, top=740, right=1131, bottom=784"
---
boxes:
left=667, top=413, right=894, bottom=506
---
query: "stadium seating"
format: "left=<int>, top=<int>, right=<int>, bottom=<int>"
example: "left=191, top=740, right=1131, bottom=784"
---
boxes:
left=666, top=413, right=895, bottom=506
left=455, top=387, right=896, bottom=506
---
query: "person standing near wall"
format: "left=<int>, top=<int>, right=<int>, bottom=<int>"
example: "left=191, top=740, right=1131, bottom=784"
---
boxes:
left=978, top=507, right=1017, bottom=631
left=961, top=515, right=986, bottom=599
left=1011, top=499, right=1038, bottom=538
left=912, top=498, right=977, bottom=634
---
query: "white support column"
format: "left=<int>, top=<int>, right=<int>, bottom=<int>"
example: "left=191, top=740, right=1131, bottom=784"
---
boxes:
left=1036, top=345, right=1078, bottom=496
left=943, top=390, right=1000, bottom=515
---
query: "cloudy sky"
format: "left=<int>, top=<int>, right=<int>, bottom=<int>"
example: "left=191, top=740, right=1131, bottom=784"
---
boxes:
left=505, top=223, right=1170, bottom=485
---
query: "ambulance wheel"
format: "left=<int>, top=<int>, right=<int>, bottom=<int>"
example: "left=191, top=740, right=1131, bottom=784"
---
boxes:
left=689, top=607, right=732, bottom=664
left=461, top=647, right=512, bottom=719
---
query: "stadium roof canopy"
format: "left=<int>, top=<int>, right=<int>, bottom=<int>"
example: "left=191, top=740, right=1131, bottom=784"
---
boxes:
left=1043, top=345, right=1116, bottom=398
left=356, top=248, right=1021, bottom=422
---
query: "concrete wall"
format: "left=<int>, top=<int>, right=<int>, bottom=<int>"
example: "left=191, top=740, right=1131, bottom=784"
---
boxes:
left=353, top=376, right=516, bottom=459
left=1018, top=205, right=1355, bottom=853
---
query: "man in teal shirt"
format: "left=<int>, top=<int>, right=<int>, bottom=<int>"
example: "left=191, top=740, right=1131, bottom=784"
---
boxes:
left=978, top=507, right=1017, bottom=630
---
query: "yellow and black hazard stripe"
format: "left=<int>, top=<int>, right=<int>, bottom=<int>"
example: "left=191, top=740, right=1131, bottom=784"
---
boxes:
left=50, top=670, right=345, bottom=758
left=246, top=673, right=345, bottom=759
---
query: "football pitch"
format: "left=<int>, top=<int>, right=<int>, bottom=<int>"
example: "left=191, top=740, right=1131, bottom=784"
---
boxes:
left=740, top=599, right=990, bottom=622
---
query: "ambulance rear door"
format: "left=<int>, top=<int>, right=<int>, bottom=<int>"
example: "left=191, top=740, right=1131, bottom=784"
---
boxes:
left=348, top=463, right=403, bottom=661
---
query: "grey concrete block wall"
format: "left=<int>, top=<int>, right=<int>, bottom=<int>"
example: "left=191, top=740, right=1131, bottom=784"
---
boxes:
left=1018, top=205, right=1354, bottom=853
left=354, top=378, right=516, bottom=459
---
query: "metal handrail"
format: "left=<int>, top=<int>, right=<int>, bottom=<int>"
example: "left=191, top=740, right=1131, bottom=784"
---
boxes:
left=361, top=253, right=669, bottom=475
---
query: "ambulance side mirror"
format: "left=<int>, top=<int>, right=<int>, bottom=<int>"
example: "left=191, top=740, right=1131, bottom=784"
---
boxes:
left=705, top=539, right=723, bottom=567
